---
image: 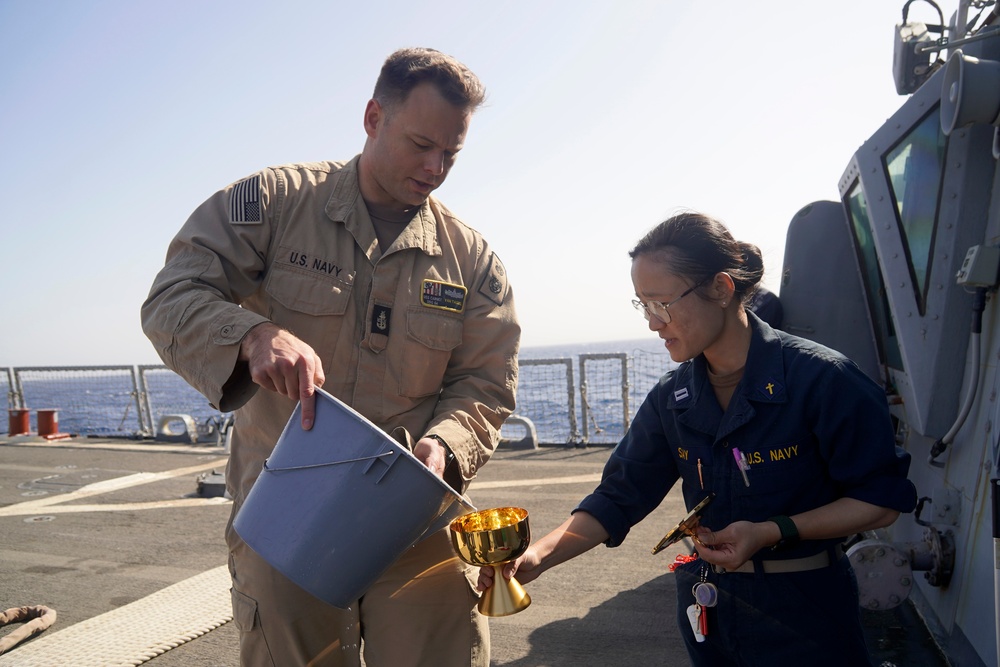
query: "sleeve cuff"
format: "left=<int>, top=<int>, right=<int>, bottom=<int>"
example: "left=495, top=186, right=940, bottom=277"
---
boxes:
left=200, top=311, right=270, bottom=410
left=846, top=476, right=918, bottom=514
left=573, top=494, right=631, bottom=547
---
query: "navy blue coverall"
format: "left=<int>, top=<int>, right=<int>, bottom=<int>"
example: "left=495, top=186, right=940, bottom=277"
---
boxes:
left=576, top=313, right=917, bottom=666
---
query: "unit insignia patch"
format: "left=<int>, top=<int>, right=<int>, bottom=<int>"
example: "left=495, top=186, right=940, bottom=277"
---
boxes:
left=478, top=252, right=508, bottom=306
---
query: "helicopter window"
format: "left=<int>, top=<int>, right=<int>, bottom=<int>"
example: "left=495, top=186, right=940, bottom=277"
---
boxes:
left=883, top=107, right=947, bottom=312
left=845, top=181, right=903, bottom=373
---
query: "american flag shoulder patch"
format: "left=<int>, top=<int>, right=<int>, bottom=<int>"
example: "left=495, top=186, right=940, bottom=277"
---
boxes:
left=229, top=175, right=262, bottom=224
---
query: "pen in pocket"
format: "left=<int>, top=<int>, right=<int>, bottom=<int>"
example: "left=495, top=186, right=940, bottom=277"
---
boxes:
left=731, top=447, right=750, bottom=487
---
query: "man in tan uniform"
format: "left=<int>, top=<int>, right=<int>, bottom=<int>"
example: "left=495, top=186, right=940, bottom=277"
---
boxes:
left=141, top=48, right=519, bottom=667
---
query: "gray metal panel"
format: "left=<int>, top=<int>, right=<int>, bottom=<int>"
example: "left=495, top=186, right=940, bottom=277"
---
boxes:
left=779, top=201, right=882, bottom=383
left=847, top=63, right=995, bottom=438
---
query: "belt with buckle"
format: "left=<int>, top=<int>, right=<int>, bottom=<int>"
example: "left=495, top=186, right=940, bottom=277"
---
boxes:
left=714, top=544, right=844, bottom=575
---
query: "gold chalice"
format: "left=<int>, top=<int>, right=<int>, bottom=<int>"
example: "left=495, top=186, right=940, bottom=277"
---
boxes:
left=450, top=507, right=531, bottom=617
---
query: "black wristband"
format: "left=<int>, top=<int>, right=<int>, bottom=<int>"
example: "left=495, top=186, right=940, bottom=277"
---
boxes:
left=427, top=434, right=455, bottom=465
left=767, top=515, right=799, bottom=551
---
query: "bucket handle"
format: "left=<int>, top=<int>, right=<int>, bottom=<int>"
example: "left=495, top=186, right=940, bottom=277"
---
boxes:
left=262, top=451, right=395, bottom=473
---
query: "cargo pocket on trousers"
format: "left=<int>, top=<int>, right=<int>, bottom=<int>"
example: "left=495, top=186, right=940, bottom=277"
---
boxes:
left=462, top=562, right=484, bottom=600
left=230, top=587, right=259, bottom=632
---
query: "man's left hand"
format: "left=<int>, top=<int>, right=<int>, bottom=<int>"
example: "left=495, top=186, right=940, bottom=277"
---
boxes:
left=413, top=437, right=451, bottom=478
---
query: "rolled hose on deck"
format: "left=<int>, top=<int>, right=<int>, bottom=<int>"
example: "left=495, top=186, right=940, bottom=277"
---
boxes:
left=0, top=605, right=57, bottom=655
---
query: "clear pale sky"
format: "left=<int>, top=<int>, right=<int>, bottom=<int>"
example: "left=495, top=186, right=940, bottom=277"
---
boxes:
left=0, top=0, right=931, bottom=366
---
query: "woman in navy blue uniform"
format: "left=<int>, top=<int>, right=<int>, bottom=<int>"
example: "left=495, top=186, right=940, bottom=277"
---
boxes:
left=479, top=212, right=917, bottom=666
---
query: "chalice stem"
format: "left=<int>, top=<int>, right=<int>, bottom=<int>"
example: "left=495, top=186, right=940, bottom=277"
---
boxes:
left=479, top=564, right=531, bottom=617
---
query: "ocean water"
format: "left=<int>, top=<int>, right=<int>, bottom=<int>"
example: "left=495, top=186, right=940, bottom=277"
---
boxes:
left=517, top=337, right=675, bottom=445
left=3, top=337, right=674, bottom=445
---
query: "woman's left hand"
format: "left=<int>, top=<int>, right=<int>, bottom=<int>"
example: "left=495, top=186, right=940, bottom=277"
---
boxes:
left=691, top=521, right=775, bottom=571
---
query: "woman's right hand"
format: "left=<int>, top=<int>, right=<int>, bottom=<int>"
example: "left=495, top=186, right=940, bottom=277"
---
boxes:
left=476, top=512, right=609, bottom=593
left=477, top=546, right=542, bottom=591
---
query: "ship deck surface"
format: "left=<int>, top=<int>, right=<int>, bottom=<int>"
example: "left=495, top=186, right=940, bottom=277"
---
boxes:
left=0, top=436, right=947, bottom=666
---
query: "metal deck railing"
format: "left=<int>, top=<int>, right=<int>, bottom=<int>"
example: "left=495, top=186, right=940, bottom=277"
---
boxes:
left=3, top=349, right=675, bottom=446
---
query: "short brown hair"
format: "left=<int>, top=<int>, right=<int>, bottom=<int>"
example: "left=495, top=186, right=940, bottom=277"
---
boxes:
left=373, top=47, right=486, bottom=113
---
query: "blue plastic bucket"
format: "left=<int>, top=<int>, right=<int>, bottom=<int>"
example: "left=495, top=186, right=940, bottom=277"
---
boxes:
left=233, top=388, right=475, bottom=608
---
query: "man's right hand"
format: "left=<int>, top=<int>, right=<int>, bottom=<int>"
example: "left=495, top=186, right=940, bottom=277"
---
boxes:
left=239, top=322, right=325, bottom=430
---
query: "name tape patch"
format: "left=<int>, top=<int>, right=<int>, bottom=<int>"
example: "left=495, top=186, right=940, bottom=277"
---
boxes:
left=422, top=280, right=467, bottom=312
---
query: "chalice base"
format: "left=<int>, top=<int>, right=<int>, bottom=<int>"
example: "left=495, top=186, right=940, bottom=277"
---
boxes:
left=480, top=565, right=531, bottom=617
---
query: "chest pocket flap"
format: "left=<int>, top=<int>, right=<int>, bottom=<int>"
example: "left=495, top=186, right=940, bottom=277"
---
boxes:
left=406, top=308, right=463, bottom=350
left=265, top=262, right=352, bottom=316
left=400, top=307, right=464, bottom=398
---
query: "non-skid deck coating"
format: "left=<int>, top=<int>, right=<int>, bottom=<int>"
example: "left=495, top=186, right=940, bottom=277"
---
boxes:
left=0, top=436, right=951, bottom=666
left=0, top=565, right=231, bottom=667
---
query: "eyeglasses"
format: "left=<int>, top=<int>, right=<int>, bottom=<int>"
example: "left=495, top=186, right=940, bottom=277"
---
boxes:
left=632, top=281, right=703, bottom=324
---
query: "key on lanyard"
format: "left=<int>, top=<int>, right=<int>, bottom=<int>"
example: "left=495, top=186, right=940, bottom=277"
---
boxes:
left=686, top=604, right=706, bottom=642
